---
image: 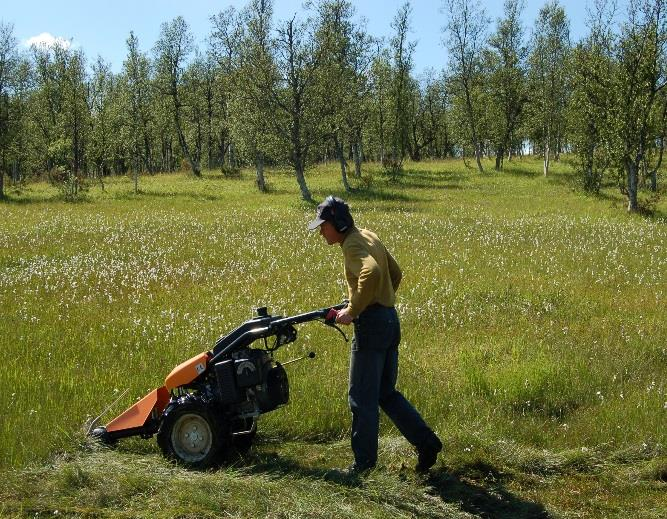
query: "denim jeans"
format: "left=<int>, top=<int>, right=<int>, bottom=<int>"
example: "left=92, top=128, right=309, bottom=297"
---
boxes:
left=348, top=305, right=434, bottom=467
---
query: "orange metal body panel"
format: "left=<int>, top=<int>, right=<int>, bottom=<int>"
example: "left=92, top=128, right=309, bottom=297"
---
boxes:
left=165, top=351, right=210, bottom=391
left=106, top=386, right=170, bottom=432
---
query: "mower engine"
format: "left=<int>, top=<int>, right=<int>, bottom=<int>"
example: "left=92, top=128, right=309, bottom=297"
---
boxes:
left=215, top=348, right=289, bottom=414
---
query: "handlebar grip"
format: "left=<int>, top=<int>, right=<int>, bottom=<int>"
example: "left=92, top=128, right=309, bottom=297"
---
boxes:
left=324, top=308, right=339, bottom=325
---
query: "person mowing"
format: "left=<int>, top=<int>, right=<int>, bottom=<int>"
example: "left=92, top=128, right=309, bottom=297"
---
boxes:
left=308, top=195, right=442, bottom=474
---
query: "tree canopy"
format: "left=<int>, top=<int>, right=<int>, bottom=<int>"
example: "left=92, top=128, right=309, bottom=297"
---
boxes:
left=0, top=0, right=665, bottom=211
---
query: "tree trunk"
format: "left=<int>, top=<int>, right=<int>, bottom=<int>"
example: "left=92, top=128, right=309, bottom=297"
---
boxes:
left=173, top=96, right=200, bottom=176
left=0, top=170, right=4, bottom=199
left=195, top=118, right=203, bottom=171
left=353, top=140, right=362, bottom=178
left=218, top=136, right=228, bottom=169
left=543, top=140, right=550, bottom=176
left=626, top=160, right=639, bottom=212
left=648, top=137, right=664, bottom=193
left=228, top=142, right=236, bottom=168
left=255, top=151, right=266, bottom=192
left=379, top=106, right=385, bottom=164
left=295, top=159, right=312, bottom=201
left=143, top=132, right=153, bottom=174
left=474, top=141, right=483, bottom=172
left=495, top=146, right=504, bottom=171
left=463, top=78, right=483, bottom=173
left=207, top=92, right=214, bottom=170
left=334, top=134, right=351, bottom=192
left=462, top=147, right=471, bottom=169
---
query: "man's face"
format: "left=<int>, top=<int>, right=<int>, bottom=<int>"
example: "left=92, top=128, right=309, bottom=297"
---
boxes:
left=319, top=221, right=340, bottom=245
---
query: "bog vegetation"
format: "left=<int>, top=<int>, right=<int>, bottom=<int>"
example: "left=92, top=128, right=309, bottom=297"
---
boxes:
left=0, top=158, right=665, bottom=516
left=0, top=0, right=667, bottom=212
left=1, top=0, right=667, bottom=515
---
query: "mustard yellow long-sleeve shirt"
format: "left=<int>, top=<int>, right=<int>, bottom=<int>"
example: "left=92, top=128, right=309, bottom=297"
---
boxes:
left=341, top=227, right=402, bottom=318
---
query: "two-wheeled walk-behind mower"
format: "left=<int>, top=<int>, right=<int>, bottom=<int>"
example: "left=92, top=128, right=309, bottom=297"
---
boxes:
left=90, top=302, right=348, bottom=468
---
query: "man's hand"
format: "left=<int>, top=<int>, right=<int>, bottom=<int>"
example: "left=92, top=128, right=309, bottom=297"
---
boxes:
left=335, top=307, right=354, bottom=325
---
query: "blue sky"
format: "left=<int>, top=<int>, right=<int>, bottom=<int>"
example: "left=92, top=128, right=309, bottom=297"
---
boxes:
left=2, top=0, right=628, bottom=75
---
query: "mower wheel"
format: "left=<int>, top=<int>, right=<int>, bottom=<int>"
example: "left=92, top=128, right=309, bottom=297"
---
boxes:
left=157, top=396, right=230, bottom=469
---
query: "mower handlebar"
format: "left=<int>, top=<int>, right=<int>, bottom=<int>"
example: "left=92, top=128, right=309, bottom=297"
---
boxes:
left=210, top=301, right=349, bottom=362
left=269, top=301, right=348, bottom=329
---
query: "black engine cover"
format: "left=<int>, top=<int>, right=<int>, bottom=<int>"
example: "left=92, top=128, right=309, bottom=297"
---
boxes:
left=257, top=364, right=289, bottom=412
left=235, top=358, right=262, bottom=387
left=215, top=360, right=240, bottom=404
left=214, top=350, right=289, bottom=413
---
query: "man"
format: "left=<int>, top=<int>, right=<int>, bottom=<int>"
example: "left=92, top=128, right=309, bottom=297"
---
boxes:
left=309, top=195, right=442, bottom=474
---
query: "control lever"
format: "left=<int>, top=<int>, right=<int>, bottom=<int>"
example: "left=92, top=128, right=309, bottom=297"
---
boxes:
left=281, top=351, right=316, bottom=367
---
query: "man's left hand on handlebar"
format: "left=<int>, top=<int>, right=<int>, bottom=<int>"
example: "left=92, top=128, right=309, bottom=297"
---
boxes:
left=335, top=307, right=354, bottom=325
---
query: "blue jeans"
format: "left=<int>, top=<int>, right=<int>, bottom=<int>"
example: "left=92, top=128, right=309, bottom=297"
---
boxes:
left=348, top=305, right=434, bottom=467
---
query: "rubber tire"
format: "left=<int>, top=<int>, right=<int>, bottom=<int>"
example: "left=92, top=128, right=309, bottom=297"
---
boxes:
left=157, top=396, right=230, bottom=469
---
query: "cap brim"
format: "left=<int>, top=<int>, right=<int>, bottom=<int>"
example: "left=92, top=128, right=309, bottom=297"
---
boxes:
left=308, top=217, right=326, bottom=230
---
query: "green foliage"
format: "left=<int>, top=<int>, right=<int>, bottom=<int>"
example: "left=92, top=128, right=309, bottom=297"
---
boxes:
left=484, top=0, right=528, bottom=170
left=3, top=0, right=667, bottom=206
left=567, top=0, right=667, bottom=212
left=443, top=0, right=489, bottom=172
left=569, top=36, right=613, bottom=193
left=525, top=0, right=570, bottom=175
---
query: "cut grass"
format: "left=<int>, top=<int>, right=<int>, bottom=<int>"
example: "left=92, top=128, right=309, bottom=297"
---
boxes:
left=0, top=436, right=664, bottom=518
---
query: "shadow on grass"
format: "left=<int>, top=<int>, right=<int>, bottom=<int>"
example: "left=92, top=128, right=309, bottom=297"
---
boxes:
left=0, top=192, right=88, bottom=205
left=427, top=466, right=552, bottom=519
left=344, top=188, right=419, bottom=203
left=236, top=450, right=359, bottom=486
left=576, top=185, right=667, bottom=221
left=239, top=451, right=551, bottom=518
left=339, top=169, right=470, bottom=198
left=111, top=189, right=237, bottom=202
left=500, top=167, right=541, bottom=179
left=388, top=169, right=470, bottom=190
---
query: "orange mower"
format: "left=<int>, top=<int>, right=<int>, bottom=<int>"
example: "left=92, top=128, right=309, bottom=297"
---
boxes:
left=90, top=302, right=347, bottom=468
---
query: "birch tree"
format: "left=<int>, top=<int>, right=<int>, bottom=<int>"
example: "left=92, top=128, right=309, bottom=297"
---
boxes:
left=314, top=0, right=374, bottom=188
left=154, top=17, right=200, bottom=176
left=123, top=32, right=154, bottom=190
left=615, top=0, right=667, bottom=211
left=389, top=2, right=416, bottom=166
left=269, top=15, right=324, bottom=200
left=486, top=0, right=528, bottom=170
left=0, top=22, right=18, bottom=199
left=212, top=0, right=278, bottom=191
left=527, top=1, right=570, bottom=176
left=569, top=0, right=616, bottom=193
left=88, top=56, right=114, bottom=183
left=210, top=8, right=244, bottom=171
left=443, top=0, right=489, bottom=173
left=368, top=47, right=392, bottom=163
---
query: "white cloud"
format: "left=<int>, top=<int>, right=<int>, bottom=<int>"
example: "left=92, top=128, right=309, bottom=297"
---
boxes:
left=24, top=32, right=72, bottom=50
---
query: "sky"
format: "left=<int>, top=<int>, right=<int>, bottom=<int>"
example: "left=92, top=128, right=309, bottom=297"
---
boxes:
left=2, top=0, right=629, bottom=76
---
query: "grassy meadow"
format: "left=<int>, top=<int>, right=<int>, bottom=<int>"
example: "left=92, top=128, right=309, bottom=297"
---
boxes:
left=1, top=157, right=666, bottom=517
